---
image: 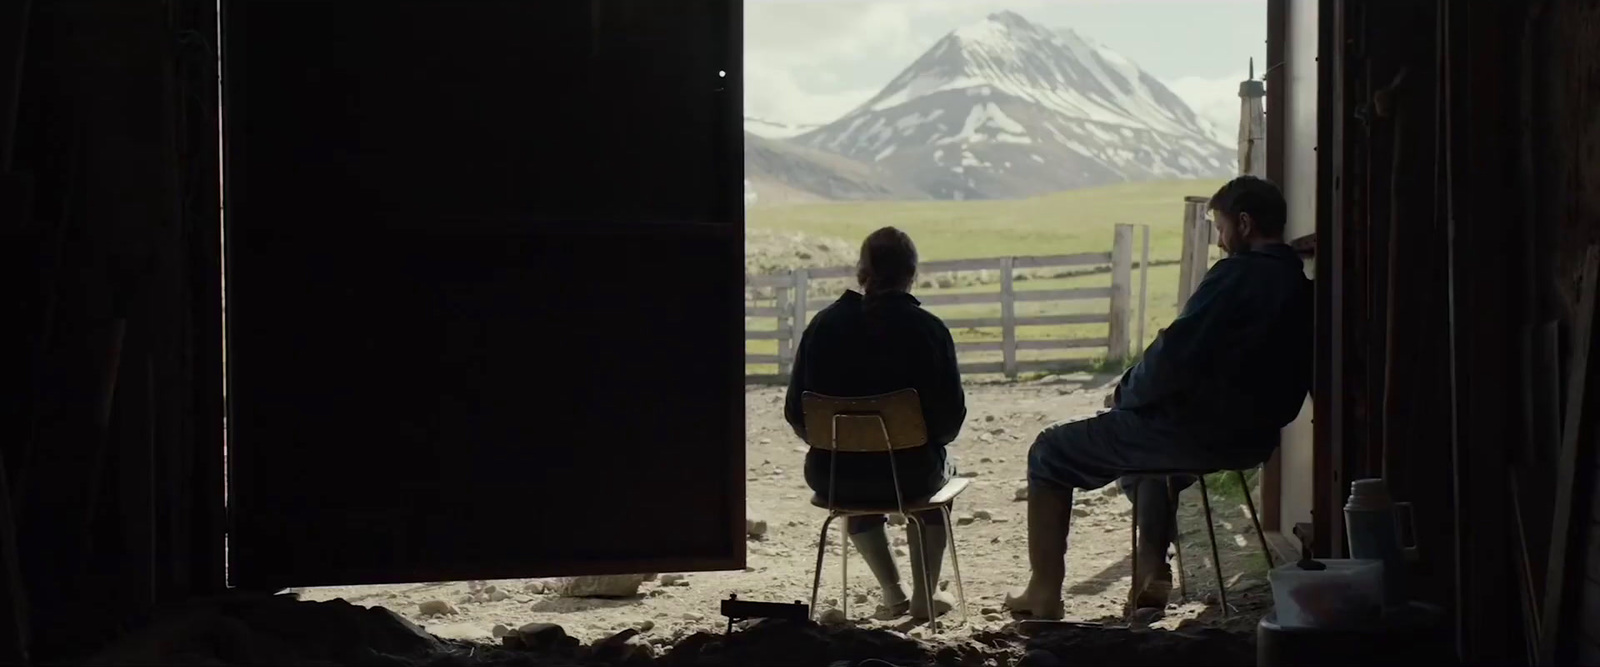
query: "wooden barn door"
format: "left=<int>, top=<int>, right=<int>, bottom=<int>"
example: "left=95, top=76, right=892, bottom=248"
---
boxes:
left=220, top=0, right=745, bottom=588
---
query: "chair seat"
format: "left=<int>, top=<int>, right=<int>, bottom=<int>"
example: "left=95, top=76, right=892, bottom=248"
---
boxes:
left=809, top=477, right=971, bottom=514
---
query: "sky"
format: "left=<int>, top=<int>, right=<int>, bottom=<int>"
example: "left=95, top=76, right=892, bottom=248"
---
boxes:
left=744, top=0, right=1266, bottom=131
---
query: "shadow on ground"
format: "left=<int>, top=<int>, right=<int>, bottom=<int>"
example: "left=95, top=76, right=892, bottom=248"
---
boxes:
left=84, top=592, right=1264, bottom=667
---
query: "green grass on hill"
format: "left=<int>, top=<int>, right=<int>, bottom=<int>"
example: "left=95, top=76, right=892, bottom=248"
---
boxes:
left=747, top=178, right=1227, bottom=263
left=745, top=179, right=1227, bottom=376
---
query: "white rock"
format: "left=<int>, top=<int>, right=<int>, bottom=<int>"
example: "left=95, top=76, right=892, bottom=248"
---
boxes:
left=418, top=600, right=457, bottom=617
left=1014, top=487, right=1030, bottom=502
left=490, top=590, right=510, bottom=602
left=819, top=609, right=848, bottom=625
left=887, top=514, right=907, bottom=526
left=549, top=574, right=650, bottom=598
left=524, top=580, right=548, bottom=594
left=956, top=514, right=977, bottom=526
left=660, top=573, right=688, bottom=586
left=973, top=509, right=993, bottom=521
left=491, top=624, right=511, bottom=638
left=746, top=517, right=769, bottom=538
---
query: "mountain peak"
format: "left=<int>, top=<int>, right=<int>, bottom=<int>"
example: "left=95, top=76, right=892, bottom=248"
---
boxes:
left=985, top=10, right=1035, bottom=28
left=795, top=14, right=1233, bottom=200
left=954, top=10, right=1052, bottom=45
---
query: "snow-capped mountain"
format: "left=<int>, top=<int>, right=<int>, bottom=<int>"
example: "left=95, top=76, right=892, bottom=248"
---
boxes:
left=793, top=11, right=1235, bottom=200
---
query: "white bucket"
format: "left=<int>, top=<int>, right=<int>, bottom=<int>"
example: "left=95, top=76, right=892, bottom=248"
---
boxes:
left=1268, top=559, right=1384, bottom=629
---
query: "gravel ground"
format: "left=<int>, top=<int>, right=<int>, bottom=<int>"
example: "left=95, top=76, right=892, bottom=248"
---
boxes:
left=302, top=378, right=1272, bottom=650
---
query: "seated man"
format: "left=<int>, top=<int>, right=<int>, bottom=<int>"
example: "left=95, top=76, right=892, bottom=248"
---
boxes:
left=1006, top=176, right=1313, bottom=619
left=785, top=226, right=967, bottom=620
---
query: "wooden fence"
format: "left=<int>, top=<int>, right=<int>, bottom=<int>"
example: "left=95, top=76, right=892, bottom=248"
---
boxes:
left=745, top=223, right=1142, bottom=383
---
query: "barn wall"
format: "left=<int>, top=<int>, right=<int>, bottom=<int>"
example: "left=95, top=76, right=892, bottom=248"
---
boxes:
left=1541, top=1, right=1600, bottom=663
left=1272, top=0, right=1320, bottom=552
left=1, top=0, right=226, bottom=661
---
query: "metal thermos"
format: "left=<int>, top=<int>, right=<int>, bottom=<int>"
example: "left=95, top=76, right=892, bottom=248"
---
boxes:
left=1344, top=478, right=1419, bottom=607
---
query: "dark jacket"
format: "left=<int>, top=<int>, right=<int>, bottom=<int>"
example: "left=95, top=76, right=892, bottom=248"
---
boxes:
left=1117, top=243, right=1313, bottom=453
left=785, top=291, right=966, bottom=499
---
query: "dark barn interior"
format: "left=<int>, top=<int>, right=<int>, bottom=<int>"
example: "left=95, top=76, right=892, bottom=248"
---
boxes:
left=1, top=0, right=1598, bottom=665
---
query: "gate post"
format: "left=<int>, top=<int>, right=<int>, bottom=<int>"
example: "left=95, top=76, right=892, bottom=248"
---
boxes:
left=1108, top=224, right=1134, bottom=362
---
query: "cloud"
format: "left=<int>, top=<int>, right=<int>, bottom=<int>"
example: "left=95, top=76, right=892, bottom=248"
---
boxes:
left=743, top=1, right=1022, bottom=124
left=743, top=59, right=876, bottom=124
left=1164, top=73, right=1248, bottom=141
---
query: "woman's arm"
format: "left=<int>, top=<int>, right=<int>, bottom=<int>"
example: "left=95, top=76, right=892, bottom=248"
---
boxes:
left=784, top=324, right=811, bottom=441
left=920, top=319, right=967, bottom=445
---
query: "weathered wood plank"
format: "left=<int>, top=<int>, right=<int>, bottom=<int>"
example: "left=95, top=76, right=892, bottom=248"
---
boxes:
left=1543, top=245, right=1600, bottom=663
left=941, top=314, right=1111, bottom=328
left=791, top=269, right=811, bottom=341
left=957, top=338, right=1109, bottom=353
left=1017, top=313, right=1112, bottom=326
left=920, top=257, right=1004, bottom=273
left=1012, top=287, right=1113, bottom=302
left=1011, top=252, right=1112, bottom=269
left=1108, top=224, right=1134, bottom=361
left=776, top=285, right=794, bottom=374
left=1018, top=338, right=1110, bottom=350
left=1001, top=257, right=1018, bottom=379
left=746, top=274, right=793, bottom=288
left=917, top=292, right=1006, bottom=306
left=942, top=317, right=1006, bottom=329
left=1137, top=224, right=1151, bottom=352
left=959, top=359, right=1099, bottom=376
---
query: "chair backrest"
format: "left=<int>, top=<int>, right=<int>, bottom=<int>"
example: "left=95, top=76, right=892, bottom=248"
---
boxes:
left=801, top=389, right=928, bottom=452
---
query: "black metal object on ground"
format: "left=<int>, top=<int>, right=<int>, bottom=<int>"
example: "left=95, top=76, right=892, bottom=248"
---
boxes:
left=720, top=594, right=810, bottom=633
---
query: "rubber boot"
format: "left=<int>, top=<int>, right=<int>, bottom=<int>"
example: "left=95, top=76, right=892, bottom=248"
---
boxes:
left=1129, top=477, right=1177, bottom=613
left=907, top=517, right=954, bottom=620
left=848, top=526, right=910, bottom=617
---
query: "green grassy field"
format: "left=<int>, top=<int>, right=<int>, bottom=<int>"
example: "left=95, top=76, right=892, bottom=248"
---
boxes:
left=748, top=179, right=1226, bottom=263
left=746, top=179, right=1227, bottom=375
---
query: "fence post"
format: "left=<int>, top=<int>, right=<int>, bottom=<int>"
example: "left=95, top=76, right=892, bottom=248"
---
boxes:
left=775, top=274, right=793, bottom=376
left=790, top=269, right=810, bottom=373
left=1178, top=196, right=1210, bottom=309
left=1137, top=224, right=1150, bottom=354
left=1108, top=224, right=1134, bottom=362
left=1000, top=257, right=1017, bottom=380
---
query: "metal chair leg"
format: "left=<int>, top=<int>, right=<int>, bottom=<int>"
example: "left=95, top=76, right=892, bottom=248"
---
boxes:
left=1169, top=476, right=1190, bottom=600
left=810, top=513, right=839, bottom=621
left=1236, top=469, right=1274, bottom=568
left=840, top=519, right=850, bottom=620
left=908, top=514, right=939, bottom=633
left=1129, top=481, right=1139, bottom=609
left=942, top=504, right=967, bottom=627
left=1196, top=475, right=1229, bottom=618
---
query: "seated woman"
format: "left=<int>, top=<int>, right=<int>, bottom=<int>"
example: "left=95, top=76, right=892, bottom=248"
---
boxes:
left=784, top=226, right=967, bottom=620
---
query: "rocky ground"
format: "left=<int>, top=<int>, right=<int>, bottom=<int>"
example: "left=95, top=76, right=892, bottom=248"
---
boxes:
left=300, top=378, right=1274, bottom=657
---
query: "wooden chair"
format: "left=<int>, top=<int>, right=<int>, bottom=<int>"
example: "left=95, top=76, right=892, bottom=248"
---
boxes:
left=801, top=389, right=970, bottom=630
left=1128, top=468, right=1274, bottom=617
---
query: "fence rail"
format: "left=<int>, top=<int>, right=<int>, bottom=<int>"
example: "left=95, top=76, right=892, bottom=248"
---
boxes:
left=745, top=224, right=1142, bottom=384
